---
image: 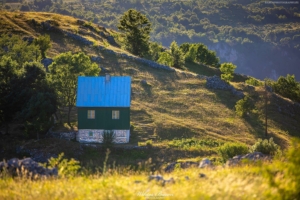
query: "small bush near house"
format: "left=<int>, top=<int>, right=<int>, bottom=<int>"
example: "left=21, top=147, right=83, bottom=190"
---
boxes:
left=102, top=130, right=116, bottom=148
left=250, top=137, right=280, bottom=155
left=218, top=142, right=249, bottom=162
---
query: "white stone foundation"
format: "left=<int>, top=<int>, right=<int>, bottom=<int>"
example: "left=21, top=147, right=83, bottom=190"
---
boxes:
left=77, top=129, right=130, bottom=143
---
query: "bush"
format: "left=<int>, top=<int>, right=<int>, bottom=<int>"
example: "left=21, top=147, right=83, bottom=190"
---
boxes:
left=250, top=137, right=280, bottom=155
left=264, top=138, right=300, bottom=199
left=102, top=130, right=116, bottom=148
left=218, top=142, right=249, bottom=162
left=145, top=139, right=153, bottom=148
left=220, top=62, right=237, bottom=82
left=235, top=96, right=253, bottom=117
left=245, top=77, right=263, bottom=86
left=46, top=153, right=80, bottom=177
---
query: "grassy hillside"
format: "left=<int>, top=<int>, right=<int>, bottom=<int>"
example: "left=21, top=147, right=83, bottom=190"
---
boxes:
left=2, top=0, right=300, bottom=79
left=0, top=11, right=300, bottom=169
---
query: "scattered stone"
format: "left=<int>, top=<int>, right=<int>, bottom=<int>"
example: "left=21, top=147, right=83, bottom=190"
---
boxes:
left=0, top=158, right=57, bottom=178
left=22, top=36, right=34, bottom=43
left=206, top=75, right=244, bottom=98
left=148, top=175, right=164, bottom=182
left=77, top=19, right=85, bottom=25
left=164, top=161, right=198, bottom=173
left=199, top=158, right=212, bottom=168
left=141, top=79, right=148, bottom=86
left=226, top=152, right=268, bottom=167
left=41, top=58, right=53, bottom=72
left=185, top=176, right=190, bottom=180
left=134, top=180, right=142, bottom=184
left=90, top=56, right=101, bottom=63
left=199, top=173, right=206, bottom=178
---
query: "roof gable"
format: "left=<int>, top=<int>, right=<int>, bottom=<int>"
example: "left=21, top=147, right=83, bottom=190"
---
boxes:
left=76, top=76, right=131, bottom=107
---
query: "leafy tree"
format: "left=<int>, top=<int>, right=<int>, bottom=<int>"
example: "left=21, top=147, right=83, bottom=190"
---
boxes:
left=184, top=44, right=197, bottom=62
left=48, top=52, right=100, bottom=127
left=118, top=9, right=151, bottom=56
left=0, top=56, right=20, bottom=132
left=235, top=96, right=254, bottom=117
left=220, top=62, right=237, bottom=82
left=0, top=34, right=41, bottom=67
left=33, top=34, right=52, bottom=59
left=157, top=52, right=173, bottom=66
left=272, top=74, right=300, bottom=102
left=170, top=41, right=185, bottom=69
left=148, top=42, right=163, bottom=61
left=250, top=137, right=280, bottom=155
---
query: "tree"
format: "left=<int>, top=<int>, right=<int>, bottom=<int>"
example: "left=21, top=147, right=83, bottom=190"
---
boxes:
left=272, top=74, right=300, bottom=102
left=157, top=52, right=173, bottom=66
left=220, top=62, right=237, bottom=82
left=118, top=9, right=151, bottom=57
left=48, top=52, right=100, bottom=127
left=170, top=41, right=185, bottom=69
left=0, top=56, right=20, bottom=133
left=34, top=34, right=52, bottom=59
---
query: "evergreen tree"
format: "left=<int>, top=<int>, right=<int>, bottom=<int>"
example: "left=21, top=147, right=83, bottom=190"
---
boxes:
left=118, top=9, right=151, bottom=57
left=170, top=41, right=185, bottom=69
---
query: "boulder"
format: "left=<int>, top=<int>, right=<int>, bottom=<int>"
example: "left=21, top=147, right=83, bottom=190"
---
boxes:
left=198, top=158, right=212, bottom=168
left=226, top=152, right=268, bottom=167
left=0, top=158, right=57, bottom=178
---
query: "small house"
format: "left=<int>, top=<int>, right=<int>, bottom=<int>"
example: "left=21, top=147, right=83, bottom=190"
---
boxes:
left=76, top=74, right=131, bottom=143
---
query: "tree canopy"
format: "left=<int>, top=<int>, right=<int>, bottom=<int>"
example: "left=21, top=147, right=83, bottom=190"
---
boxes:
left=48, top=51, right=100, bottom=127
left=118, top=9, right=151, bottom=57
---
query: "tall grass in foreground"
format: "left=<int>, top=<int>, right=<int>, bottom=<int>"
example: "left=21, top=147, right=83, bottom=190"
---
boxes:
left=1, top=139, right=300, bottom=200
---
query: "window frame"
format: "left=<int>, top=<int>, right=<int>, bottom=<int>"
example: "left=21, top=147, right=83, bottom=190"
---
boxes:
left=112, top=110, right=120, bottom=119
left=87, top=110, right=95, bottom=119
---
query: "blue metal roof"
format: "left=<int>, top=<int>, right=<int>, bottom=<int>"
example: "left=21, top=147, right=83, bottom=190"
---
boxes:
left=76, top=76, right=131, bottom=107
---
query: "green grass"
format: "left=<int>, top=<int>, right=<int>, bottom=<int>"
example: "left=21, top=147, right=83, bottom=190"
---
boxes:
left=0, top=164, right=276, bottom=200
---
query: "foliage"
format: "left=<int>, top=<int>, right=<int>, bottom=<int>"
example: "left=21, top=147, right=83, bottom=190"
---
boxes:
left=33, top=34, right=52, bottom=59
left=220, top=62, right=237, bottom=82
left=250, top=137, right=280, bottom=155
left=264, top=138, right=300, bottom=199
left=157, top=51, right=173, bottom=66
left=218, top=142, right=249, bottom=162
left=0, top=34, right=41, bottom=67
left=272, top=74, right=300, bottom=102
left=102, top=130, right=116, bottom=148
left=168, top=138, right=222, bottom=150
left=16, top=62, right=57, bottom=138
left=147, top=42, right=163, bottom=61
left=245, top=77, right=263, bottom=86
left=118, top=9, right=151, bottom=57
left=47, top=153, right=80, bottom=177
left=170, top=41, right=185, bottom=69
left=235, top=96, right=254, bottom=117
left=145, top=139, right=153, bottom=148
left=48, top=51, right=100, bottom=127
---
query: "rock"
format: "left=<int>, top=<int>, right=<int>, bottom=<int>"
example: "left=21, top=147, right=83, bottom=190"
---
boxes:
left=199, top=173, right=206, bottom=178
left=77, top=19, right=85, bottom=25
left=90, top=56, right=101, bottom=62
left=226, top=152, right=268, bottom=167
left=22, top=36, right=34, bottom=43
left=164, top=161, right=198, bottom=173
left=0, top=158, right=57, bottom=178
left=206, top=75, right=244, bottom=98
left=41, top=58, right=53, bottom=72
left=199, top=158, right=212, bottom=168
left=141, top=79, right=148, bottom=85
left=148, top=175, right=164, bottom=182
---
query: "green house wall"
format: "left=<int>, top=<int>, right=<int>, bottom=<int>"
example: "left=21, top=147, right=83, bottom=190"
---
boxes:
left=78, top=107, right=130, bottom=130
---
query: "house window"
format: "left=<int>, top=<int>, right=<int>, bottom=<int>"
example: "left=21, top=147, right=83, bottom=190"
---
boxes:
left=89, top=131, right=93, bottom=137
left=87, top=110, right=95, bottom=119
left=112, top=110, right=120, bottom=119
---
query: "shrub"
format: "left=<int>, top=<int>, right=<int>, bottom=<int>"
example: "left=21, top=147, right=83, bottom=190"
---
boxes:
left=218, top=142, right=249, bottom=162
left=220, top=62, right=237, bottom=82
left=250, top=137, right=280, bottom=155
left=47, top=153, right=80, bottom=177
left=145, top=139, right=153, bottom=148
left=102, top=130, right=116, bottom=148
left=235, top=96, right=253, bottom=117
left=245, top=77, right=263, bottom=86
left=264, top=138, right=300, bottom=199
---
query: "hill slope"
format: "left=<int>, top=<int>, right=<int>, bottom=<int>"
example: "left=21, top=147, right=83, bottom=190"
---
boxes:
left=1, top=11, right=300, bottom=167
